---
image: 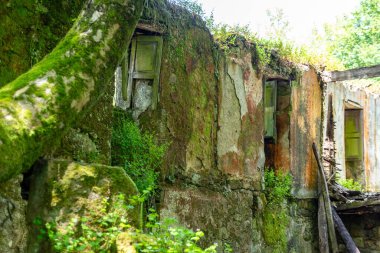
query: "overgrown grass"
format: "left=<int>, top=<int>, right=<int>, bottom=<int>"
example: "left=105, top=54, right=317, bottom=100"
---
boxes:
left=210, top=24, right=343, bottom=70
left=337, top=178, right=363, bottom=191
left=170, top=0, right=344, bottom=70
left=132, top=209, right=217, bottom=252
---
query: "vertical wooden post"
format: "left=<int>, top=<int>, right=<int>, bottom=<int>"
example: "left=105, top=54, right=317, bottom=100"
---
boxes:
left=318, top=169, right=329, bottom=253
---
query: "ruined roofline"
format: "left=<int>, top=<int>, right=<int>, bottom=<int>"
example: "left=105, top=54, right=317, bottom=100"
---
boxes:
left=322, top=64, right=380, bottom=82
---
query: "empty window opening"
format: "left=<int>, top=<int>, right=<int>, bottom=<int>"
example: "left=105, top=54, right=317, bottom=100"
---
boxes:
left=264, top=79, right=291, bottom=169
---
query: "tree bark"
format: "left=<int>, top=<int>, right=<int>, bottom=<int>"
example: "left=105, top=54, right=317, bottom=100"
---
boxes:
left=0, top=0, right=145, bottom=182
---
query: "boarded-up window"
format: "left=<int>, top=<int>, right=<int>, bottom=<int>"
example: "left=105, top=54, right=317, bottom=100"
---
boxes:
left=345, top=110, right=362, bottom=159
left=264, top=80, right=277, bottom=139
left=123, top=36, right=163, bottom=109
left=344, top=109, right=363, bottom=181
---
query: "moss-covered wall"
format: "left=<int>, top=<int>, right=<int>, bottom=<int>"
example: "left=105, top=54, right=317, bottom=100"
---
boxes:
left=114, top=2, right=322, bottom=251
left=0, top=0, right=325, bottom=252
left=136, top=2, right=219, bottom=186
left=0, top=0, right=144, bottom=182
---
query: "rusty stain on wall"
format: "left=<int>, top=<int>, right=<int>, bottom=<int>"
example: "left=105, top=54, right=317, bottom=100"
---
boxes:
left=290, top=68, right=321, bottom=197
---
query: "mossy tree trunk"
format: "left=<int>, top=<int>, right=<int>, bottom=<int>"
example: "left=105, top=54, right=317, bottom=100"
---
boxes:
left=0, top=0, right=144, bottom=182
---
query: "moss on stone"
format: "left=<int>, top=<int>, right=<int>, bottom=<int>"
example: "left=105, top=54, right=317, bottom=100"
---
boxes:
left=262, top=202, right=290, bottom=252
left=26, top=159, right=142, bottom=252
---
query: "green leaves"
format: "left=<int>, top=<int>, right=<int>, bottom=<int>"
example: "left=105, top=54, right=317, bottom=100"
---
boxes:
left=264, top=169, right=292, bottom=204
left=337, top=178, right=363, bottom=191
left=46, top=194, right=134, bottom=252
left=326, top=0, right=380, bottom=69
left=111, top=111, right=168, bottom=195
left=133, top=211, right=217, bottom=253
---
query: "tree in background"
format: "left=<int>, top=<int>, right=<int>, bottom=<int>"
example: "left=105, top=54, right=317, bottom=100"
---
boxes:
left=265, top=8, right=291, bottom=40
left=325, top=0, right=380, bottom=69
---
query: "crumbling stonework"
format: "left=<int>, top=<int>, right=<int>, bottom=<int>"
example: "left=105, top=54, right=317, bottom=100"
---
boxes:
left=0, top=1, right=330, bottom=252
left=160, top=186, right=255, bottom=251
left=0, top=175, right=28, bottom=253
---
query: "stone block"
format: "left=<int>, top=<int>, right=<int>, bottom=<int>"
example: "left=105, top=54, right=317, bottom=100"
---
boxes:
left=26, top=159, right=141, bottom=253
left=160, top=185, right=254, bottom=252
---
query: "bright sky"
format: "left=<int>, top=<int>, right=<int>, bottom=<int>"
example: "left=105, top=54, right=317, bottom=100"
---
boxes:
left=197, top=0, right=360, bottom=44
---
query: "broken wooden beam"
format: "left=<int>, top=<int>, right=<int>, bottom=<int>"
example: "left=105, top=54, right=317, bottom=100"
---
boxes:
left=318, top=177, right=330, bottom=253
left=313, top=142, right=339, bottom=253
left=323, top=64, right=380, bottom=82
left=331, top=207, right=360, bottom=253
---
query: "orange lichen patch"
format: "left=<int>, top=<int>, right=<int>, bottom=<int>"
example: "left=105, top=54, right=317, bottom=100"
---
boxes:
left=185, top=56, right=198, bottom=74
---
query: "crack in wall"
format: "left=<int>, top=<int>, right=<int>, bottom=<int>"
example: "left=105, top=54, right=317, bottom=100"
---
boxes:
left=226, top=63, right=248, bottom=119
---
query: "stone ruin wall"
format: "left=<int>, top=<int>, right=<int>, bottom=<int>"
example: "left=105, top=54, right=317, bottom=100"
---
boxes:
left=0, top=1, right=328, bottom=252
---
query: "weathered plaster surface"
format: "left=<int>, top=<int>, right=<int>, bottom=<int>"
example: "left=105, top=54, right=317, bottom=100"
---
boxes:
left=290, top=68, right=322, bottom=198
left=217, top=47, right=264, bottom=187
left=323, top=80, right=380, bottom=191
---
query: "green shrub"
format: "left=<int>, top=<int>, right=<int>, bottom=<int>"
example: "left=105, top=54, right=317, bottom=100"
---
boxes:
left=46, top=194, right=217, bottom=253
left=132, top=209, right=217, bottom=253
left=337, top=178, right=362, bottom=191
left=46, top=194, right=132, bottom=253
left=264, top=169, right=292, bottom=204
left=111, top=111, right=167, bottom=194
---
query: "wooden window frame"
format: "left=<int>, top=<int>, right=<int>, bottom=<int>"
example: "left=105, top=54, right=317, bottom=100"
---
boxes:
left=264, top=79, right=278, bottom=140
left=122, top=35, right=163, bottom=109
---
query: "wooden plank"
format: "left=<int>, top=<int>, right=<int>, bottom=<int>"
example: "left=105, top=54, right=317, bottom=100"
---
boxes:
left=312, top=143, right=339, bottom=253
left=326, top=64, right=380, bottom=82
left=318, top=186, right=330, bottom=252
left=318, top=149, right=329, bottom=253
left=332, top=207, right=360, bottom=253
